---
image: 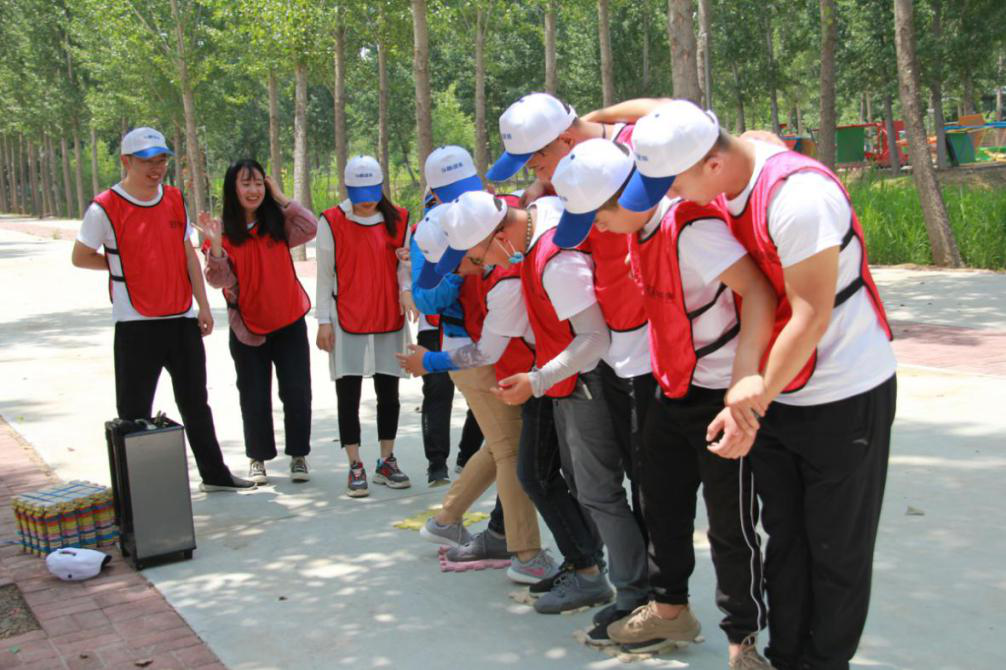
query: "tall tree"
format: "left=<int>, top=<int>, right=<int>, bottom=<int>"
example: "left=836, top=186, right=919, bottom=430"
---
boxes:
left=267, top=70, right=283, bottom=189
left=168, top=0, right=208, bottom=218
left=293, top=61, right=311, bottom=211
left=544, top=1, right=558, bottom=95
left=473, top=3, right=490, bottom=176
left=764, top=5, right=781, bottom=134
left=696, top=0, right=712, bottom=107
left=89, top=125, right=99, bottom=197
left=333, top=8, right=348, bottom=201
left=377, top=18, right=391, bottom=190
left=883, top=94, right=900, bottom=175
left=411, top=0, right=434, bottom=191
left=667, top=0, right=701, bottom=103
left=893, top=0, right=961, bottom=266
left=60, top=135, right=75, bottom=217
left=818, top=0, right=838, bottom=169
left=597, top=0, right=615, bottom=106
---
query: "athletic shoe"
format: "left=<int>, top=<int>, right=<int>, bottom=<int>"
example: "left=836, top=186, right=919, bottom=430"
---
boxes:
left=419, top=517, right=473, bottom=549
left=427, top=465, right=450, bottom=488
left=445, top=529, right=511, bottom=562
left=585, top=603, right=639, bottom=647
left=529, top=559, right=574, bottom=597
left=248, top=460, right=267, bottom=484
left=199, top=474, right=257, bottom=492
left=346, top=462, right=369, bottom=498
left=373, top=454, right=411, bottom=489
left=290, top=456, right=310, bottom=483
left=608, top=602, right=701, bottom=653
left=729, top=635, right=773, bottom=669
left=533, top=571, right=614, bottom=614
left=506, top=549, right=559, bottom=585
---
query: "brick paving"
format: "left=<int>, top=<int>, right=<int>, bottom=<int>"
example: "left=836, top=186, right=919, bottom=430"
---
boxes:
left=0, top=420, right=225, bottom=670
left=890, top=320, right=1006, bottom=377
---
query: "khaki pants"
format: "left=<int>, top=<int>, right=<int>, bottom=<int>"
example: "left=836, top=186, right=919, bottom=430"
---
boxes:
left=440, top=366, right=540, bottom=553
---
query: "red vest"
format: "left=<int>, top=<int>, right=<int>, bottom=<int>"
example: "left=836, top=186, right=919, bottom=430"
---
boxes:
left=219, top=231, right=311, bottom=335
left=322, top=205, right=409, bottom=334
left=482, top=265, right=536, bottom=383
left=520, top=227, right=582, bottom=398
left=93, top=186, right=192, bottom=317
left=629, top=199, right=736, bottom=399
left=729, top=151, right=892, bottom=393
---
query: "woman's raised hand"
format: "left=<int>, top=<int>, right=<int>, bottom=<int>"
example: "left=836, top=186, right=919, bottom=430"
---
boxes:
left=264, top=175, right=290, bottom=207
left=194, top=211, right=223, bottom=248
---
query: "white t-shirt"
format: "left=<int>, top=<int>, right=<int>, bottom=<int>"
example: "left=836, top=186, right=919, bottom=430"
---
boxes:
left=532, top=197, right=601, bottom=375
left=77, top=184, right=197, bottom=323
left=727, top=141, right=896, bottom=405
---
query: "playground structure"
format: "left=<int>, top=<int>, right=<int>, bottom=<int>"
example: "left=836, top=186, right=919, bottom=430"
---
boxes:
left=781, top=113, right=1006, bottom=168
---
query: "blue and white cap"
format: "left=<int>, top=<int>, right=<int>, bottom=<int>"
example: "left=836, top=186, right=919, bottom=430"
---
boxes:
left=552, top=139, right=635, bottom=248
left=435, top=191, right=508, bottom=277
left=344, top=155, right=384, bottom=204
left=486, top=93, right=577, bottom=181
left=425, top=146, right=483, bottom=203
left=120, top=127, right=173, bottom=158
left=413, top=205, right=453, bottom=289
left=619, top=100, right=719, bottom=212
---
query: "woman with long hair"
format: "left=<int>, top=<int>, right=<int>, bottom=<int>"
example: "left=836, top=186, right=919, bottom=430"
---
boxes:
left=316, top=155, right=417, bottom=498
left=197, top=159, right=315, bottom=484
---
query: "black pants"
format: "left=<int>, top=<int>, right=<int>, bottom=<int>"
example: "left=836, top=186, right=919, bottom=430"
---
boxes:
left=750, top=376, right=897, bottom=670
left=599, top=361, right=653, bottom=546
left=417, top=330, right=484, bottom=471
left=113, top=317, right=230, bottom=484
left=516, top=395, right=601, bottom=570
left=335, top=373, right=400, bottom=447
left=641, top=385, right=766, bottom=644
left=228, top=318, right=311, bottom=461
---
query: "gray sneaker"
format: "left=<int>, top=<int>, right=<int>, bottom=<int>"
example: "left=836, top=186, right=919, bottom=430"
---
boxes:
left=248, top=459, right=267, bottom=484
left=373, top=454, right=411, bottom=489
left=445, top=529, right=511, bottom=562
left=533, top=570, right=614, bottom=614
left=419, top=517, right=473, bottom=549
left=290, top=456, right=310, bottom=483
left=507, top=549, right=559, bottom=585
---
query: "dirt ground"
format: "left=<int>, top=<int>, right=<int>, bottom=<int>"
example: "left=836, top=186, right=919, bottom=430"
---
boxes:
left=0, top=583, right=40, bottom=640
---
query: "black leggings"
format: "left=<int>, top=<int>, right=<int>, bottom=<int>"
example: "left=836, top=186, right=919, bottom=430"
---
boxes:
left=335, top=374, right=400, bottom=446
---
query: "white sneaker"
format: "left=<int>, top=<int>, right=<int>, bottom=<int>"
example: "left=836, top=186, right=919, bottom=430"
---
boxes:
left=248, top=460, right=268, bottom=484
left=290, top=456, right=310, bottom=482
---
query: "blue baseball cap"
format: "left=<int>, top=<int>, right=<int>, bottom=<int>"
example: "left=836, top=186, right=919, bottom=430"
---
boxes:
left=120, top=127, right=173, bottom=158
left=414, top=205, right=453, bottom=289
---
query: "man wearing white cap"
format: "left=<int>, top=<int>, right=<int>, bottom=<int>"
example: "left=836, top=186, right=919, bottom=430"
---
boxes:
left=552, top=137, right=776, bottom=666
left=621, top=100, right=897, bottom=670
left=72, top=127, right=253, bottom=492
left=400, top=204, right=552, bottom=581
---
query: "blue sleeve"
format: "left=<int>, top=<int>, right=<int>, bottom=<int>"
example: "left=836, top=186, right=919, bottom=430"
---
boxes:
left=423, top=350, right=457, bottom=373
left=411, top=237, right=464, bottom=315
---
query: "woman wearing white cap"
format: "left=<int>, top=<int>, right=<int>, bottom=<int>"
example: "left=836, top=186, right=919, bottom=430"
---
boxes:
left=316, top=155, right=416, bottom=498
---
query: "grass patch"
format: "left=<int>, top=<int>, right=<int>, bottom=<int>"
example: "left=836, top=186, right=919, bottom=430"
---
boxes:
left=846, top=173, right=1006, bottom=270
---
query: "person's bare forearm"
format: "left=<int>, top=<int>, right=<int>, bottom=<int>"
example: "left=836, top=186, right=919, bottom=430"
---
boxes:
left=731, top=280, right=776, bottom=383
left=581, top=97, right=673, bottom=123
left=186, top=244, right=211, bottom=311
left=71, top=241, right=107, bottom=270
left=761, top=307, right=830, bottom=402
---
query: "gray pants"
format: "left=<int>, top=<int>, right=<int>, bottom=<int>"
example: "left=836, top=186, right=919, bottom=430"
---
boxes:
left=554, top=367, right=650, bottom=609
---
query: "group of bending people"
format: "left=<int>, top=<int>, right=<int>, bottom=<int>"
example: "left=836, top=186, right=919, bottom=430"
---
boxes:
left=72, top=92, right=897, bottom=670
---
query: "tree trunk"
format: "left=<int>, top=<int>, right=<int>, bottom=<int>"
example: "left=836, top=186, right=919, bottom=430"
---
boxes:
left=731, top=61, right=746, bottom=133
left=598, top=0, right=615, bottom=106
left=544, top=0, right=558, bottom=95
left=28, top=139, right=41, bottom=216
left=17, top=134, right=26, bottom=213
left=9, top=134, right=20, bottom=212
left=39, top=139, right=53, bottom=218
left=47, top=136, right=63, bottom=217
left=929, top=0, right=949, bottom=170
left=866, top=93, right=873, bottom=121
left=394, top=124, right=420, bottom=187
left=0, top=136, right=7, bottom=213
left=474, top=4, right=489, bottom=176
left=883, top=94, right=901, bottom=175
left=667, top=0, right=702, bottom=103
left=172, top=123, right=184, bottom=189
left=169, top=0, right=207, bottom=218
left=997, top=54, right=1004, bottom=122
left=641, top=5, right=651, bottom=93
left=817, top=0, right=838, bottom=169
left=293, top=61, right=312, bottom=212
left=72, top=125, right=85, bottom=215
left=89, top=125, right=100, bottom=197
left=60, top=136, right=75, bottom=217
left=962, top=75, right=976, bottom=115
left=696, top=0, right=712, bottom=107
left=860, top=92, right=867, bottom=123
left=764, top=10, right=781, bottom=134
left=411, top=0, right=434, bottom=191
left=4, top=135, right=15, bottom=213
left=893, top=0, right=961, bottom=267
left=378, top=31, right=391, bottom=195
left=268, top=69, right=283, bottom=190
left=333, top=12, right=348, bottom=201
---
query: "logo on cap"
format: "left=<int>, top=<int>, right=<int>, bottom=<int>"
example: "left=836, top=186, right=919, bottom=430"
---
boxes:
left=441, top=162, right=464, bottom=173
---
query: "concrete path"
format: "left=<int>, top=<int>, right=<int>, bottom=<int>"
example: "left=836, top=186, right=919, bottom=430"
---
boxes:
left=0, top=215, right=1003, bottom=669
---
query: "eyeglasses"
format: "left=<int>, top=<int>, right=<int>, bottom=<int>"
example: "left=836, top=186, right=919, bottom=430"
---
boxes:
left=465, top=223, right=503, bottom=267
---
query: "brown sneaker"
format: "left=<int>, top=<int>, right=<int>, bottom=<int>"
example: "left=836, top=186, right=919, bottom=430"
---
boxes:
left=608, top=602, right=701, bottom=652
left=729, top=635, right=773, bottom=669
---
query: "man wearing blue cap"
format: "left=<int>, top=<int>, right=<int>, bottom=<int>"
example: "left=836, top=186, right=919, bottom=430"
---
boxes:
left=72, top=127, right=253, bottom=492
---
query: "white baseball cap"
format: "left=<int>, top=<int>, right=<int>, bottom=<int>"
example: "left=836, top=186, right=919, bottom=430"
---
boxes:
left=486, top=93, right=577, bottom=181
left=344, top=155, right=384, bottom=204
left=425, top=146, right=483, bottom=202
left=552, top=139, right=635, bottom=248
left=620, top=100, right=720, bottom=212
left=434, top=191, right=509, bottom=276
left=46, top=547, right=111, bottom=582
left=414, top=205, right=453, bottom=289
left=120, top=127, right=173, bottom=158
